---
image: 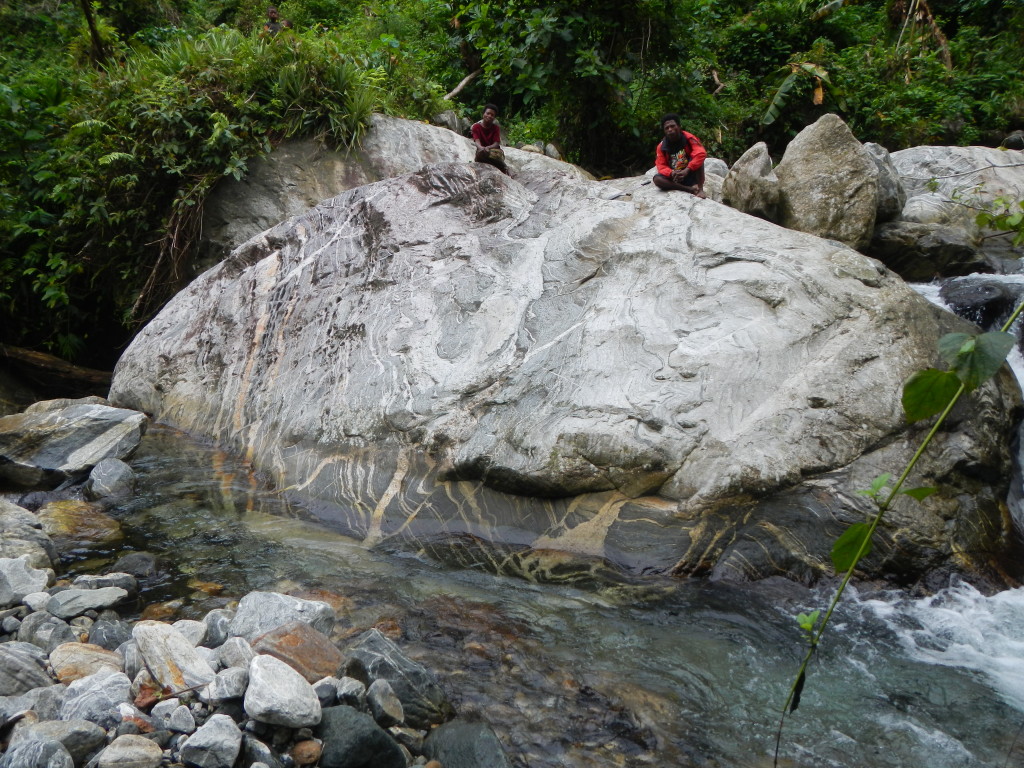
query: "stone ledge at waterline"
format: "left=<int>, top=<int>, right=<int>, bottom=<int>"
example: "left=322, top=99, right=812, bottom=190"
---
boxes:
left=109, top=122, right=1024, bottom=587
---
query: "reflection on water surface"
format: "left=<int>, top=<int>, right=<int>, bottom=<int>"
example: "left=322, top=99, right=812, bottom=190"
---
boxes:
left=65, top=424, right=1024, bottom=768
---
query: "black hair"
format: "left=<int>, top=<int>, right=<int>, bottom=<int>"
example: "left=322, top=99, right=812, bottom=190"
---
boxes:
left=484, top=103, right=500, bottom=115
left=661, top=113, right=681, bottom=128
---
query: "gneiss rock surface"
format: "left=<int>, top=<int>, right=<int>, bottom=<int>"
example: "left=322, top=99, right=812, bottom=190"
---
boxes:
left=0, top=402, right=147, bottom=488
left=890, top=144, right=1024, bottom=265
left=0, top=499, right=58, bottom=569
left=110, top=120, right=1023, bottom=585
left=197, top=113, right=593, bottom=267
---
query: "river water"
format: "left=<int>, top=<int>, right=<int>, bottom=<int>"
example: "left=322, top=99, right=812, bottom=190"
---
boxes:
left=45, top=276, right=1022, bottom=767
left=71, top=407, right=1024, bottom=768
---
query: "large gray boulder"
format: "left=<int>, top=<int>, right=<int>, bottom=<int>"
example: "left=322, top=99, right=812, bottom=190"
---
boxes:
left=865, top=221, right=987, bottom=280
left=863, top=142, right=907, bottom=223
left=110, top=119, right=1022, bottom=585
left=198, top=113, right=593, bottom=266
left=0, top=404, right=147, bottom=488
left=900, top=191, right=980, bottom=234
left=891, top=145, right=1024, bottom=202
left=891, top=145, right=1024, bottom=262
left=721, top=142, right=779, bottom=222
left=775, top=113, right=879, bottom=249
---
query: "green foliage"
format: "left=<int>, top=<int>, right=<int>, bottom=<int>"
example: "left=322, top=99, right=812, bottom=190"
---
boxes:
left=903, top=330, right=1015, bottom=421
left=977, top=196, right=1024, bottom=246
left=937, top=331, right=1016, bottom=389
left=325, top=0, right=456, bottom=119
left=762, top=58, right=845, bottom=126
left=1, top=22, right=378, bottom=363
left=456, top=0, right=681, bottom=171
left=830, top=522, right=872, bottom=573
left=901, top=367, right=964, bottom=422
left=795, top=610, right=819, bottom=634
left=4, top=0, right=1024, bottom=363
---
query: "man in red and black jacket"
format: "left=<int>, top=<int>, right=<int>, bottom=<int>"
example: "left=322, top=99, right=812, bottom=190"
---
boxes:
left=653, top=113, right=707, bottom=198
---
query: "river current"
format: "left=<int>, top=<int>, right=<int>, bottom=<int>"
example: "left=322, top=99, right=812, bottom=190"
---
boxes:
left=64, top=281, right=1024, bottom=768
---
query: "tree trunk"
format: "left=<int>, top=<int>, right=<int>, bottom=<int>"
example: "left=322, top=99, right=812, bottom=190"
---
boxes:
left=78, top=0, right=107, bottom=65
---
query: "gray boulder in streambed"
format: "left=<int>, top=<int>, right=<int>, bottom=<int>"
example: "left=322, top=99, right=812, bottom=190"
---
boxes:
left=346, top=630, right=452, bottom=729
left=422, top=720, right=512, bottom=768
left=314, top=706, right=405, bottom=768
left=775, top=113, right=879, bottom=249
left=109, top=118, right=1023, bottom=587
left=0, top=402, right=147, bottom=489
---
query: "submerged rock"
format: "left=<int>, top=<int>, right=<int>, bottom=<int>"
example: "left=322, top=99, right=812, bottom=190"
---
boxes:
left=348, top=629, right=452, bottom=729
left=422, top=720, right=513, bottom=768
left=315, top=705, right=406, bottom=768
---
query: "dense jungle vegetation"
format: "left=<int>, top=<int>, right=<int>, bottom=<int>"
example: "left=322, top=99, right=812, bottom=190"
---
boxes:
left=1, top=0, right=1022, bottom=369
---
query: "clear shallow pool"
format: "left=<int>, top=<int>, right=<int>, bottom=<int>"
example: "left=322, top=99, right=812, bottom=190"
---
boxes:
left=66, top=424, right=1024, bottom=768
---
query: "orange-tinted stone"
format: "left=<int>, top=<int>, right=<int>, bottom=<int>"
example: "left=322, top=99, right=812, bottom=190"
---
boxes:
left=252, top=620, right=345, bottom=683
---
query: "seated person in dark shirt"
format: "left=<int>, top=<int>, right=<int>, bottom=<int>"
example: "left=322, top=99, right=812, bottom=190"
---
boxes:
left=471, top=103, right=510, bottom=176
left=652, top=113, right=707, bottom=198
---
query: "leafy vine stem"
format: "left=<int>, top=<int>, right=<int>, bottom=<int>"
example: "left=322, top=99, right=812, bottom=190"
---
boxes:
left=774, top=297, right=1024, bottom=767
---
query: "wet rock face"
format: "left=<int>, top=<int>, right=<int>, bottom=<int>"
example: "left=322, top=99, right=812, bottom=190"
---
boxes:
left=0, top=403, right=147, bottom=489
left=939, top=277, right=1024, bottom=332
left=110, top=121, right=1022, bottom=585
left=866, top=221, right=987, bottom=281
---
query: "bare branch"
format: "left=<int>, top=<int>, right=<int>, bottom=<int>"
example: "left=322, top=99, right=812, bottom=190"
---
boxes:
left=444, top=69, right=482, bottom=101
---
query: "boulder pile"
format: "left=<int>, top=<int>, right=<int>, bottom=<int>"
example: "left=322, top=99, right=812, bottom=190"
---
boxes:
left=0, top=533, right=508, bottom=768
left=0, top=399, right=510, bottom=768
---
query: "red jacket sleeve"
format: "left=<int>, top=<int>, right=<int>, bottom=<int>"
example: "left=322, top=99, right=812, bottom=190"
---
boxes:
left=683, top=131, right=707, bottom=172
left=655, top=143, right=672, bottom=177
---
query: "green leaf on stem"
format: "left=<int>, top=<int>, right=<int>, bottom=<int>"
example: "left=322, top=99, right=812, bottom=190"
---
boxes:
left=902, top=368, right=961, bottom=422
left=856, top=472, right=892, bottom=499
left=901, top=486, right=938, bottom=501
left=796, top=609, right=820, bottom=633
left=937, top=332, right=974, bottom=366
left=831, top=522, right=872, bottom=573
left=951, top=331, right=1015, bottom=390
